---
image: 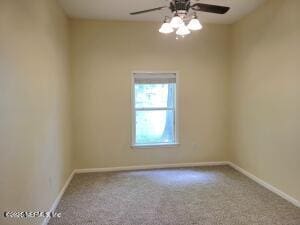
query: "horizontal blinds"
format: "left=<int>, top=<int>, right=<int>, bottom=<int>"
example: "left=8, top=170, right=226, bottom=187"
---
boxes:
left=134, top=73, right=176, bottom=84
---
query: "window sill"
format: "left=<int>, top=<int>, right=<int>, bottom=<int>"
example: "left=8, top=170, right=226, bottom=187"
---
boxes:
left=131, top=143, right=180, bottom=149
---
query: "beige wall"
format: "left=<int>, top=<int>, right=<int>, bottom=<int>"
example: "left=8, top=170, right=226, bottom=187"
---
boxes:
left=71, top=20, right=230, bottom=169
left=0, top=0, right=72, bottom=224
left=230, top=0, right=300, bottom=202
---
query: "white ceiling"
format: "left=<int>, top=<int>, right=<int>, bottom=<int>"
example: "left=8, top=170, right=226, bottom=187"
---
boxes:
left=58, top=0, right=266, bottom=24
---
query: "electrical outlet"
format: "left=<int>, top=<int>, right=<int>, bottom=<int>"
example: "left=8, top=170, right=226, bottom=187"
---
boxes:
left=48, top=177, right=52, bottom=188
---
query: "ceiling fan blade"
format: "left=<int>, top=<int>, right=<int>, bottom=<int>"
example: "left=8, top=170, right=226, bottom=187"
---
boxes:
left=191, top=3, right=230, bottom=14
left=130, top=6, right=168, bottom=15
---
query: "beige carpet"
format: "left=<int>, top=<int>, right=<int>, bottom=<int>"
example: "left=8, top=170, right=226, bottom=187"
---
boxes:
left=49, top=166, right=300, bottom=225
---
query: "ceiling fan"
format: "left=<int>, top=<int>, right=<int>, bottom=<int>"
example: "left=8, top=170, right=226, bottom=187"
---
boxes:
left=130, top=0, right=230, bottom=37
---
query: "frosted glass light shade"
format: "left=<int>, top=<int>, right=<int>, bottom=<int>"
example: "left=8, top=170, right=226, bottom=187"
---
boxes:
left=159, top=22, right=174, bottom=34
left=170, top=16, right=183, bottom=29
left=187, top=18, right=203, bottom=31
left=176, top=24, right=191, bottom=36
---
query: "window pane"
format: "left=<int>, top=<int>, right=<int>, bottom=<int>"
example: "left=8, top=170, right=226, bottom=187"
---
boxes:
left=135, top=110, right=175, bottom=145
left=135, top=83, right=175, bottom=108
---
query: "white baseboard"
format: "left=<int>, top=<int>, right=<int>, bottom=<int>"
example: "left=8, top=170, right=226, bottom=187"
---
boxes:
left=228, top=162, right=300, bottom=208
left=42, top=170, right=75, bottom=225
left=74, top=161, right=229, bottom=174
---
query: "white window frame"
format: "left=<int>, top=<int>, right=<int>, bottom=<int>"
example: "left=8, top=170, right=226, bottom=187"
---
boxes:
left=131, top=71, right=179, bottom=148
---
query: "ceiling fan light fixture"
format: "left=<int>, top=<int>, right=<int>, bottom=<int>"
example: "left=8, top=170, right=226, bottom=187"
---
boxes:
left=170, top=15, right=183, bottom=29
left=159, top=22, right=174, bottom=34
left=187, top=18, right=202, bottom=31
left=176, top=23, right=191, bottom=36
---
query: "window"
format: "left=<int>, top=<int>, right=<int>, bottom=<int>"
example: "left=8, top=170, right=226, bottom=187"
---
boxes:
left=132, top=72, right=178, bottom=147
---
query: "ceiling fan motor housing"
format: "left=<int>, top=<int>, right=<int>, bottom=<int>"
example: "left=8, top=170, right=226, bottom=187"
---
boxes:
left=170, top=0, right=191, bottom=13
